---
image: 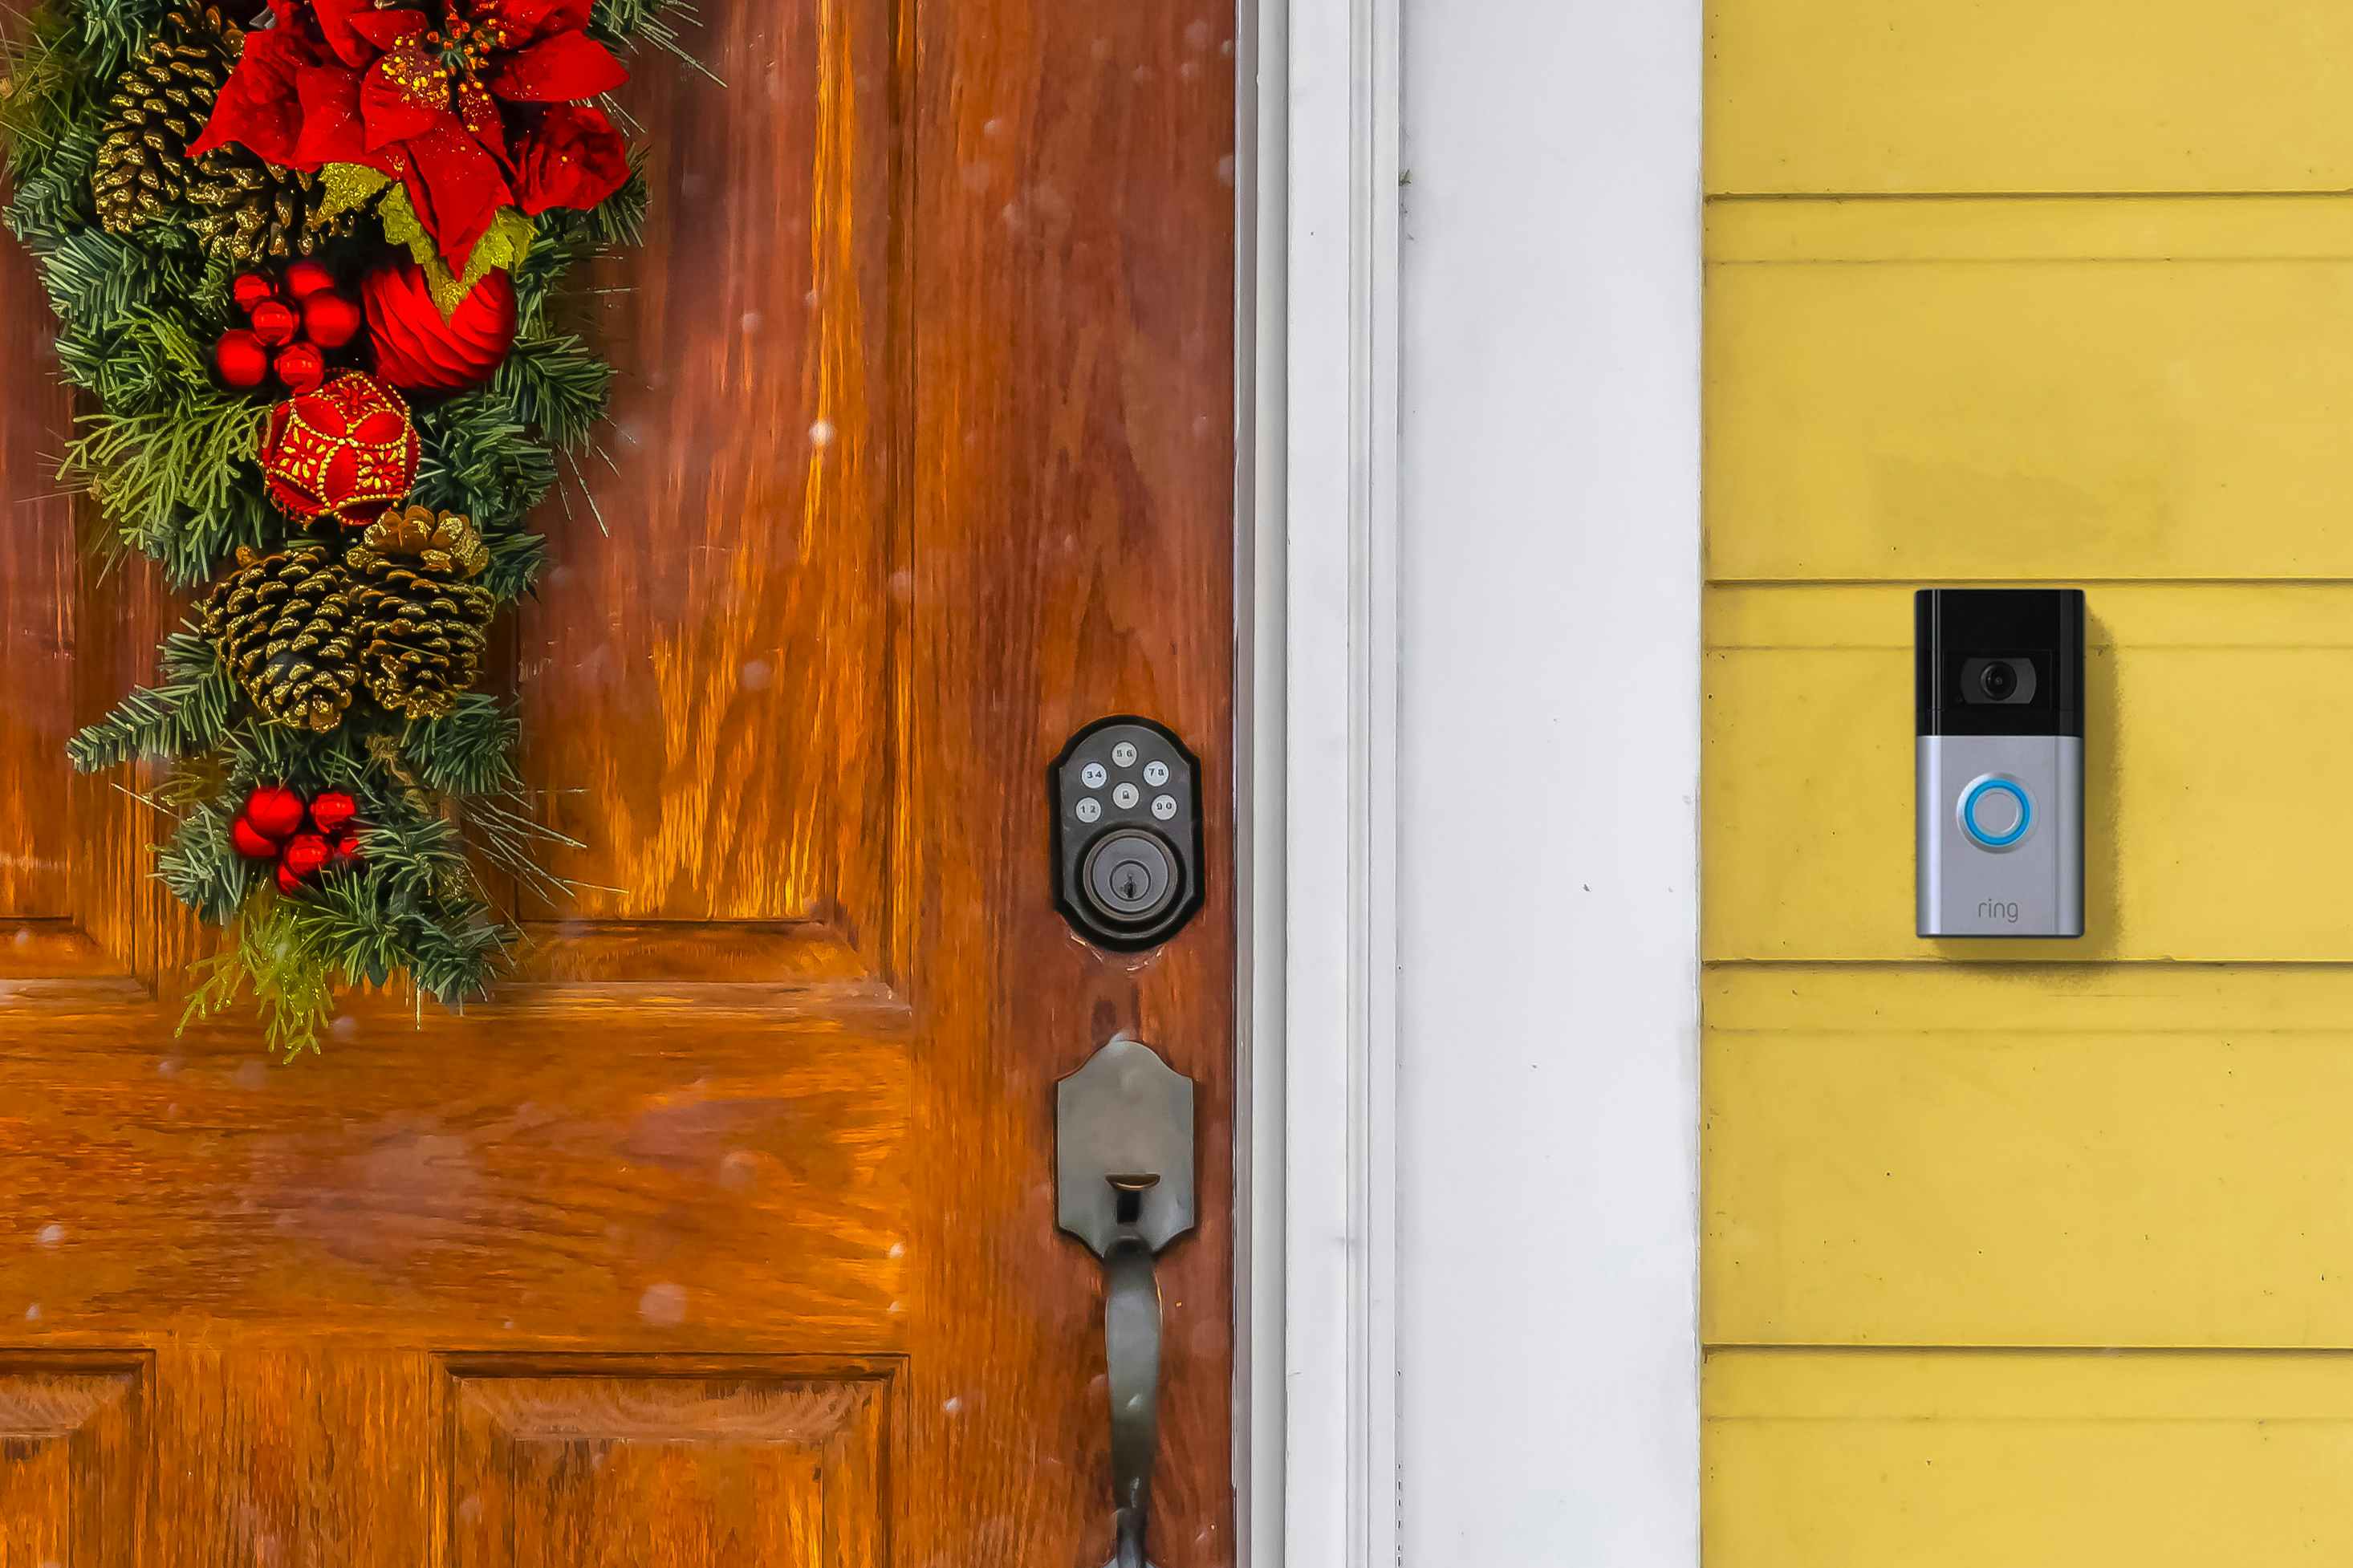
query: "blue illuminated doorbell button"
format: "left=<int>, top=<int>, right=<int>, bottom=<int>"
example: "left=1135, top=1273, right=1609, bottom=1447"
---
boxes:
left=1916, top=589, right=2084, bottom=939
left=1959, top=776, right=2032, bottom=850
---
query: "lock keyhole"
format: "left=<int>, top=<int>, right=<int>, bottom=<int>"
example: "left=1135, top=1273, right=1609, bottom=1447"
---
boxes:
left=1082, top=830, right=1179, bottom=927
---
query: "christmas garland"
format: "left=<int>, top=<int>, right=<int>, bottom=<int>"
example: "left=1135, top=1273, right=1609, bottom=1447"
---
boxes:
left=0, top=0, right=689, bottom=1053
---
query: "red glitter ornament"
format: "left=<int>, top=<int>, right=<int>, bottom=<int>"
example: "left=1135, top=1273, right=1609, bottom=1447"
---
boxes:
left=249, top=297, right=299, bottom=347
left=215, top=328, right=269, bottom=389
left=231, top=815, right=280, bottom=860
left=362, top=262, right=517, bottom=392
left=280, top=832, right=333, bottom=879
left=282, top=260, right=338, bottom=301
left=244, top=785, right=307, bottom=841
left=307, top=790, right=358, bottom=835
left=274, top=341, right=327, bottom=395
left=302, top=290, right=364, bottom=350
left=259, top=372, right=419, bottom=526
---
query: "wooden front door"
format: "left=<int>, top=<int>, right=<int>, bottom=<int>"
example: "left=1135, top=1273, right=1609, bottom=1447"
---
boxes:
left=0, top=0, right=1237, bottom=1558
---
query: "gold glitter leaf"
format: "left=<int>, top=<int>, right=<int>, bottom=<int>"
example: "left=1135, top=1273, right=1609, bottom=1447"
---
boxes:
left=379, top=185, right=535, bottom=316
left=316, top=160, right=391, bottom=221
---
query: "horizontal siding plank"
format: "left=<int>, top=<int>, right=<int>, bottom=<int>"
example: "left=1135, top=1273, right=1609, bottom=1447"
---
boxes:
left=1709, top=194, right=2353, bottom=265
left=1707, top=2, right=2353, bottom=195
left=1707, top=250, right=2353, bottom=582
left=1707, top=1349, right=2353, bottom=1566
left=1706, top=967, right=2353, bottom=1346
left=1705, top=586, right=2353, bottom=962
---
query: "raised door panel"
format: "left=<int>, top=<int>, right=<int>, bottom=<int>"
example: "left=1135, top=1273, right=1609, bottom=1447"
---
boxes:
left=1706, top=0, right=2353, bottom=194
left=0, top=225, right=161, bottom=987
left=515, top=0, right=901, bottom=977
left=447, top=1363, right=888, bottom=1566
left=0, top=1359, right=148, bottom=1567
left=0, top=232, right=74, bottom=926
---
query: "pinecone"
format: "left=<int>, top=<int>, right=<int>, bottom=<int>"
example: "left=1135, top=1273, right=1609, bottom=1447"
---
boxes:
left=185, top=156, right=355, bottom=266
left=90, top=7, right=356, bottom=258
left=90, top=7, right=242, bottom=234
left=348, top=506, right=496, bottom=722
left=198, top=543, right=363, bottom=733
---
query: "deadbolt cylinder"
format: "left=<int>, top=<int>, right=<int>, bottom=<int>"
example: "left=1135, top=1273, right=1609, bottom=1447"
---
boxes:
left=1081, top=829, right=1181, bottom=928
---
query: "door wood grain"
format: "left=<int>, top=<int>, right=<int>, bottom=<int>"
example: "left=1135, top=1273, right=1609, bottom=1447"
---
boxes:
left=0, top=0, right=1236, bottom=1558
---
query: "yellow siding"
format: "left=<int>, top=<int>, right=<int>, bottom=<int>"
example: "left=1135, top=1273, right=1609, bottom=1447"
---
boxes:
left=1708, top=967, right=2353, bottom=1346
left=1707, top=2, right=2353, bottom=195
left=1705, top=2, right=2353, bottom=1558
left=1707, top=1351, right=2353, bottom=1566
left=1709, top=212, right=2353, bottom=583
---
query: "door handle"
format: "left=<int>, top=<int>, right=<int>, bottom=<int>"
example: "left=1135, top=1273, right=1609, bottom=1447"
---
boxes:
left=1057, top=1038, right=1197, bottom=1568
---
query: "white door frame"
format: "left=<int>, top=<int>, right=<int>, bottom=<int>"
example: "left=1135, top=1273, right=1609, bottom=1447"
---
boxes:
left=1239, top=0, right=1703, bottom=1561
left=1236, top=0, right=1401, bottom=1558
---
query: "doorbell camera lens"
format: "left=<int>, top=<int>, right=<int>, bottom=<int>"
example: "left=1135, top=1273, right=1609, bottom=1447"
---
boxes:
left=1957, top=655, right=2037, bottom=706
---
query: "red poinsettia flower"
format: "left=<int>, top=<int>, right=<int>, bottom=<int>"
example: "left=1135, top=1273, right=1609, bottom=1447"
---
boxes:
left=192, top=0, right=630, bottom=268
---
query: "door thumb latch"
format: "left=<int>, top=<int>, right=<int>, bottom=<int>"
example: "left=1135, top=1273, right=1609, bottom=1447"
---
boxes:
left=1056, top=1037, right=1197, bottom=1568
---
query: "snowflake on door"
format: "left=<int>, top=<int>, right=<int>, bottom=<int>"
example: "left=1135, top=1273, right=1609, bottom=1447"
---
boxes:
left=0, top=0, right=704, bottom=1054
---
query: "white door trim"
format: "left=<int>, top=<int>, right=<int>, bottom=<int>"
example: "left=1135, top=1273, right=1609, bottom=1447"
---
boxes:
left=1237, top=0, right=1401, bottom=1562
left=1240, top=0, right=1703, bottom=1563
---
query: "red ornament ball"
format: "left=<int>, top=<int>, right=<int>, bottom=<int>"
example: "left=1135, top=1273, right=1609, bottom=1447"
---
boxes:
left=249, top=298, right=299, bottom=347
left=361, top=262, right=517, bottom=392
left=302, top=290, right=364, bottom=350
left=307, top=790, right=358, bottom=835
left=282, top=260, right=338, bottom=301
left=232, top=273, right=277, bottom=314
left=230, top=815, right=280, bottom=860
left=280, top=832, right=333, bottom=879
left=332, top=831, right=365, bottom=866
left=274, top=341, right=327, bottom=395
left=259, top=372, right=419, bottom=526
left=214, top=328, right=269, bottom=389
left=244, top=785, right=307, bottom=841
left=276, top=863, right=308, bottom=896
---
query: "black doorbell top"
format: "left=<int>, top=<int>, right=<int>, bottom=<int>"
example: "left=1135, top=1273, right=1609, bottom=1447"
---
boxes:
left=1050, top=716, right=1205, bottom=951
left=1916, top=588, right=2084, bottom=738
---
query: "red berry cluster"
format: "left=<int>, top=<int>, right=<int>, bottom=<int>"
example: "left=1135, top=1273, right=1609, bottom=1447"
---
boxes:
left=231, top=785, right=366, bottom=895
left=215, top=262, right=365, bottom=396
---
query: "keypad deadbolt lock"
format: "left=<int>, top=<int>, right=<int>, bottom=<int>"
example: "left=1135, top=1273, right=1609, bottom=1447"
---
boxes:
left=1051, top=717, right=1204, bottom=950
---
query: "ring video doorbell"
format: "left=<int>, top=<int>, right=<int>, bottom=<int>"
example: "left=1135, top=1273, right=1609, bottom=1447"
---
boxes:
left=1916, top=588, right=2084, bottom=938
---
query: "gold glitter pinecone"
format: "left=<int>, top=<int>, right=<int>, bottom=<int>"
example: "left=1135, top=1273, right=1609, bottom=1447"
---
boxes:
left=347, top=507, right=496, bottom=722
left=91, top=6, right=354, bottom=260
left=90, top=7, right=241, bottom=233
left=185, top=152, right=354, bottom=266
left=198, top=543, right=363, bottom=733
